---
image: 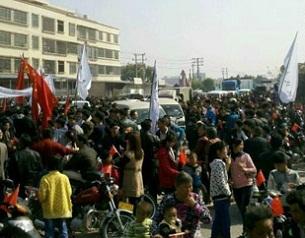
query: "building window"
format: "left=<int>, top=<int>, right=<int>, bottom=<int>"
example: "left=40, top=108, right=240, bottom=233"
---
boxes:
left=89, top=64, right=98, bottom=77
left=69, top=23, right=75, bottom=36
left=32, top=36, right=39, bottom=49
left=57, top=20, right=64, bottom=33
left=13, top=9, right=27, bottom=25
left=0, top=31, right=11, bottom=46
left=114, top=51, right=119, bottom=59
left=98, top=31, right=103, bottom=41
left=14, top=33, right=27, bottom=48
left=42, top=38, right=55, bottom=53
left=0, top=57, right=11, bottom=73
left=69, top=62, right=77, bottom=74
left=113, top=34, right=118, bottom=43
left=43, top=60, right=55, bottom=74
left=67, top=42, right=78, bottom=54
left=32, top=14, right=39, bottom=27
left=105, top=49, right=112, bottom=58
left=97, top=48, right=105, bottom=58
left=14, top=58, right=21, bottom=73
left=107, top=33, right=111, bottom=42
left=32, top=58, right=39, bottom=69
left=98, top=65, right=105, bottom=75
left=77, top=25, right=86, bottom=40
left=56, top=41, right=66, bottom=55
left=58, top=61, right=64, bottom=74
left=42, top=16, right=55, bottom=33
left=0, top=6, right=11, bottom=22
left=88, top=28, right=96, bottom=41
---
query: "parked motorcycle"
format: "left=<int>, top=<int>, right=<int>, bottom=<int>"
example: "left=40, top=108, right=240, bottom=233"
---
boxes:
left=25, top=172, right=134, bottom=237
left=0, top=179, right=41, bottom=238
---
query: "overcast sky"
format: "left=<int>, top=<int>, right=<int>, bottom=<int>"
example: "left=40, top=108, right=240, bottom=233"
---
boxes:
left=49, top=0, right=305, bottom=79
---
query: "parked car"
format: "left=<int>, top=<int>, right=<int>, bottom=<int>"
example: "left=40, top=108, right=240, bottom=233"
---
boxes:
left=158, top=98, right=185, bottom=128
left=113, top=100, right=166, bottom=126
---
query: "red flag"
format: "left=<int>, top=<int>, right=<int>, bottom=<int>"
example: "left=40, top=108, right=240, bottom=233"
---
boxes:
left=4, top=184, right=20, bottom=206
left=25, top=62, right=57, bottom=127
left=16, top=59, right=25, bottom=105
left=64, top=95, right=71, bottom=115
left=109, top=145, right=120, bottom=157
left=256, top=169, right=266, bottom=187
left=178, top=148, right=187, bottom=166
left=271, top=196, right=284, bottom=216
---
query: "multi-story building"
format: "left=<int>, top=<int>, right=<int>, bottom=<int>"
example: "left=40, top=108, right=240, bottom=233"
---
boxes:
left=0, top=0, right=125, bottom=97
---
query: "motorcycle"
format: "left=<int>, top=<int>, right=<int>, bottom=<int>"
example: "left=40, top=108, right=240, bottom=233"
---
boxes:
left=0, top=179, right=40, bottom=238
left=25, top=172, right=134, bottom=238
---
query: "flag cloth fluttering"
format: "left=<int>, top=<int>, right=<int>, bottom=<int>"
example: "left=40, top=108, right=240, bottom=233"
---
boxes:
left=256, top=169, right=266, bottom=187
left=278, top=33, right=298, bottom=104
left=64, top=95, right=71, bottom=115
left=77, top=44, right=92, bottom=100
left=109, top=145, right=120, bottom=157
left=17, top=59, right=57, bottom=127
left=149, top=61, right=159, bottom=133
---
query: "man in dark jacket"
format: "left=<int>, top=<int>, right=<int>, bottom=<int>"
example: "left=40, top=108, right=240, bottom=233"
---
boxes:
left=140, top=119, right=160, bottom=199
left=244, top=126, right=270, bottom=169
left=64, top=134, right=98, bottom=178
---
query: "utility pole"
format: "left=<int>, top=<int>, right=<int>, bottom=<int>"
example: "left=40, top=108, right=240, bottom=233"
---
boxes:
left=140, top=53, right=146, bottom=81
left=226, top=67, right=228, bottom=79
left=133, top=54, right=138, bottom=78
left=192, top=58, right=204, bottom=80
left=222, top=68, right=225, bottom=80
left=133, top=53, right=146, bottom=79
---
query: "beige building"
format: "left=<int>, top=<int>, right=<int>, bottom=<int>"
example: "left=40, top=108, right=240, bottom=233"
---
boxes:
left=0, top=0, right=125, bottom=97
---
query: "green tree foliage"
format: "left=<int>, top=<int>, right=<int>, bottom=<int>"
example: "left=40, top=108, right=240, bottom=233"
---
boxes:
left=121, top=64, right=154, bottom=82
left=191, top=78, right=215, bottom=92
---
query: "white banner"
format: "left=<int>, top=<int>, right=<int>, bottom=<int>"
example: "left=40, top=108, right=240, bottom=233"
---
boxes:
left=0, top=86, right=32, bottom=98
left=77, top=44, right=92, bottom=100
left=278, top=33, right=298, bottom=104
left=149, top=61, right=159, bottom=133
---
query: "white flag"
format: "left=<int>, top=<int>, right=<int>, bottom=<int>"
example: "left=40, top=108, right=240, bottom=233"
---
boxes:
left=44, top=75, right=56, bottom=94
left=77, top=44, right=92, bottom=100
left=278, top=33, right=298, bottom=104
left=149, top=61, right=159, bottom=133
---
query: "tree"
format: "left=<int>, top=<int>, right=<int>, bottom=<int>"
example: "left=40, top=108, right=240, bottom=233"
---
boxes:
left=191, top=78, right=215, bottom=92
left=121, top=64, right=154, bottom=82
left=202, top=78, right=215, bottom=92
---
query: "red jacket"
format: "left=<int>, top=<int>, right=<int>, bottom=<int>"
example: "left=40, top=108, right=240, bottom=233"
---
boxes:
left=156, top=147, right=179, bottom=189
left=32, top=138, right=73, bottom=168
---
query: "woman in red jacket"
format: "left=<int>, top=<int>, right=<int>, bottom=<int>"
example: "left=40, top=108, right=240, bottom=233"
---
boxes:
left=156, top=133, right=182, bottom=193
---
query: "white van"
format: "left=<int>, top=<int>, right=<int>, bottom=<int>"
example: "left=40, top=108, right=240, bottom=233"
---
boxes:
left=158, top=98, right=185, bottom=128
left=113, top=99, right=166, bottom=125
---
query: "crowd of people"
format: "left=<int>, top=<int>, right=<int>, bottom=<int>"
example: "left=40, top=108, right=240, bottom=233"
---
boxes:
left=0, top=89, right=305, bottom=238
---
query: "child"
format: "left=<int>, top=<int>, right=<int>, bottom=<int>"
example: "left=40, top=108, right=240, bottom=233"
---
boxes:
left=182, top=151, right=204, bottom=195
left=158, top=204, right=182, bottom=238
left=38, top=156, right=72, bottom=238
left=124, top=200, right=153, bottom=238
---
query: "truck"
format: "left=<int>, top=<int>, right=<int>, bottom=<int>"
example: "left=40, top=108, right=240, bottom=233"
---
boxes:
left=221, top=79, right=254, bottom=91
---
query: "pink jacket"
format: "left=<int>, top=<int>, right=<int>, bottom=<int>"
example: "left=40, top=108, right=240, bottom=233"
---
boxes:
left=230, top=152, right=257, bottom=189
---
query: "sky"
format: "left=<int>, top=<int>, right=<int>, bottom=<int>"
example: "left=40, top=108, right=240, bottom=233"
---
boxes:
left=49, top=0, right=305, bottom=79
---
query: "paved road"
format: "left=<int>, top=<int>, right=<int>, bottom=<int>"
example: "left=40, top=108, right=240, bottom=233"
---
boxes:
left=201, top=202, right=242, bottom=238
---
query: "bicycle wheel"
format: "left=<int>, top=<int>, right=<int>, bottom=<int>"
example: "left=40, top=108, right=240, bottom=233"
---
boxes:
left=141, top=193, right=157, bottom=218
left=100, top=210, right=134, bottom=238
